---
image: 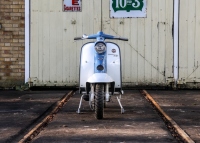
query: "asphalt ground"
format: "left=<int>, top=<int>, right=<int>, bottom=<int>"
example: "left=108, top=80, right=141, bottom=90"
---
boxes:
left=0, top=90, right=70, bottom=143
left=1, top=90, right=199, bottom=143
left=146, top=90, right=200, bottom=143
left=32, top=90, right=176, bottom=143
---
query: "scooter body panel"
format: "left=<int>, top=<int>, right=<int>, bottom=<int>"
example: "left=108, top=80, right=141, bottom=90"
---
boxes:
left=79, top=42, right=122, bottom=90
left=79, top=43, right=94, bottom=88
left=106, top=42, right=122, bottom=89
left=87, top=73, right=113, bottom=83
left=75, top=31, right=127, bottom=117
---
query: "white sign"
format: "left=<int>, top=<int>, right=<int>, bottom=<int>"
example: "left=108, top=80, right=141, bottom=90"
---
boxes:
left=110, top=0, right=146, bottom=18
left=63, top=0, right=82, bottom=12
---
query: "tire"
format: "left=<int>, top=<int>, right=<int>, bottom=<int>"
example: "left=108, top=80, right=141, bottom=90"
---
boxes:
left=95, top=84, right=104, bottom=119
left=104, top=101, right=107, bottom=108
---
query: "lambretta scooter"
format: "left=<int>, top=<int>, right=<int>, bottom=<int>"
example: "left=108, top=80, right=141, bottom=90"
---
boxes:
left=74, top=31, right=128, bottom=119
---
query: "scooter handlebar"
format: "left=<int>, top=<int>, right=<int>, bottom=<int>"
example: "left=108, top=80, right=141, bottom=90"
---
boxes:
left=74, top=37, right=83, bottom=40
left=118, top=37, right=128, bottom=41
left=113, top=37, right=128, bottom=41
left=74, top=31, right=128, bottom=41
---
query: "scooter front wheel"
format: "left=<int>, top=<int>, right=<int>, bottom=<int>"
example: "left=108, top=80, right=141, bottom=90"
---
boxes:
left=95, top=84, right=104, bottom=119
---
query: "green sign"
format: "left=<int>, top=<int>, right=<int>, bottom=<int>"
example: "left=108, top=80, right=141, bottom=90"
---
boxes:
left=110, top=0, right=146, bottom=18
left=112, top=0, right=144, bottom=12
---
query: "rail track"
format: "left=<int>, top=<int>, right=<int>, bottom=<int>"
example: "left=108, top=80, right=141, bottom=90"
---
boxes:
left=10, top=90, right=76, bottom=143
left=11, top=90, right=195, bottom=143
left=141, top=90, right=195, bottom=143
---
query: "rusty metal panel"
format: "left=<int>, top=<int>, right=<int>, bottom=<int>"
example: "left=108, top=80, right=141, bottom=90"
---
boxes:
left=102, top=0, right=174, bottom=87
left=179, top=0, right=200, bottom=87
left=30, top=0, right=101, bottom=86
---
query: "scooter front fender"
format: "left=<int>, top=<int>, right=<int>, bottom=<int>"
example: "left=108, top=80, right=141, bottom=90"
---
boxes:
left=87, top=73, right=114, bottom=83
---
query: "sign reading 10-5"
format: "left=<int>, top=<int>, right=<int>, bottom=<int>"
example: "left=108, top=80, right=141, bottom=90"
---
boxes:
left=110, top=0, right=146, bottom=18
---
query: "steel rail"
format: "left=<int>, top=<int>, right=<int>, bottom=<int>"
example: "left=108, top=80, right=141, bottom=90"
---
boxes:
left=18, top=90, right=75, bottom=143
left=141, top=90, right=195, bottom=143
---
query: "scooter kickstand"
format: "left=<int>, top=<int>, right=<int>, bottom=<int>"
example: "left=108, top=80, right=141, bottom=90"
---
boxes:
left=77, top=94, right=84, bottom=114
left=117, top=95, right=125, bottom=114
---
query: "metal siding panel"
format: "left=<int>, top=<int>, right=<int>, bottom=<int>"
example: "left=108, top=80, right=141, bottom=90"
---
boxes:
left=102, top=0, right=110, bottom=34
left=102, top=0, right=173, bottom=87
left=179, top=0, right=200, bottom=85
left=49, top=12, right=57, bottom=83
left=75, top=14, right=82, bottom=85
left=130, top=19, right=138, bottom=85
left=151, top=0, right=159, bottom=84
left=37, top=2, right=44, bottom=84
left=137, top=18, right=145, bottom=84
left=52, top=0, right=61, bottom=12
left=124, top=19, right=132, bottom=83
left=144, top=0, right=152, bottom=84
left=69, top=13, right=77, bottom=84
left=165, top=0, right=173, bottom=79
left=158, top=1, right=166, bottom=82
left=30, top=0, right=101, bottom=86
left=158, top=0, right=166, bottom=83
left=194, top=0, right=200, bottom=80
left=75, top=8, right=86, bottom=84
left=82, top=0, right=93, bottom=34
left=42, top=12, right=50, bottom=83
left=30, top=0, right=39, bottom=79
left=179, top=0, right=200, bottom=84
left=187, top=0, right=195, bottom=80
left=30, top=0, right=173, bottom=87
left=62, top=12, right=70, bottom=84
left=119, top=22, right=125, bottom=84
left=179, top=0, right=188, bottom=80
left=56, top=12, right=64, bottom=83
left=51, top=0, right=65, bottom=84
left=93, top=0, right=101, bottom=31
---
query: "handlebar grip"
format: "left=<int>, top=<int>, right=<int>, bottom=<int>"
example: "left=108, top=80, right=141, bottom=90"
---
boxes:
left=74, top=37, right=82, bottom=40
left=119, top=37, right=128, bottom=41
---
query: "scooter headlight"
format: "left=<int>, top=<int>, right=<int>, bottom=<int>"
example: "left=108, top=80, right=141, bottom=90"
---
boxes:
left=95, top=42, right=106, bottom=53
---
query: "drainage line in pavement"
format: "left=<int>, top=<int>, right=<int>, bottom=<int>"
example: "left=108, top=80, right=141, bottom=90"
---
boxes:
left=141, top=90, right=195, bottom=143
left=18, top=90, right=75, bottom=143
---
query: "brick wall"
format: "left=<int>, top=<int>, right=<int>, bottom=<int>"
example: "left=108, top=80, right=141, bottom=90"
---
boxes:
left=0, top=0, right=25, bottom=88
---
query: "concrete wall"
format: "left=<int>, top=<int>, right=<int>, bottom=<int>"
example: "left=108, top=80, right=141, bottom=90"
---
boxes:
left=0, top=0, right=25, bottom=88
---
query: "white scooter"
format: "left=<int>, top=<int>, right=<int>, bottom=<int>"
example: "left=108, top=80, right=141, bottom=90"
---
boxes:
left=74, top=31, right=128, bottom=119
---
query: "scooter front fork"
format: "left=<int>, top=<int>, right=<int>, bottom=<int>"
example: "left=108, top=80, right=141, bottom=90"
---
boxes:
left=89, top=84, right=95, bottom=110
left=105, top=83, right=110, bottom=101
left=90, top=84, right=95, bottom=101
left=77, top=83, right=124, bottom=114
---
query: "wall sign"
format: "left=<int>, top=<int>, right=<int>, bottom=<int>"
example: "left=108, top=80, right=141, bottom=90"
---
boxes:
left=110, top=0, right=146, bottom=18
left=63, top=0, right=82, bottom=12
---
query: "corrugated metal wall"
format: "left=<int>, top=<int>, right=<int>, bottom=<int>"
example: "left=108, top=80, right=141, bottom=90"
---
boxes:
left=179, top=0, right=200, bottom=87
left=30, top=0, right=101, bottom=86
left=102, top=0, right=174, bottom=87
left=30, top=0, right=174, bottom=87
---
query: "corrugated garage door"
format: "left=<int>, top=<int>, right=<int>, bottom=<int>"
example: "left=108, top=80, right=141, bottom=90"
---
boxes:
left=30, top=0, right=101, bottom=86
left=179, top=0, right=200, bottom=88
left=102, top=0, right=174, bottom=87
left=30, top=0, right=174, bottom=87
